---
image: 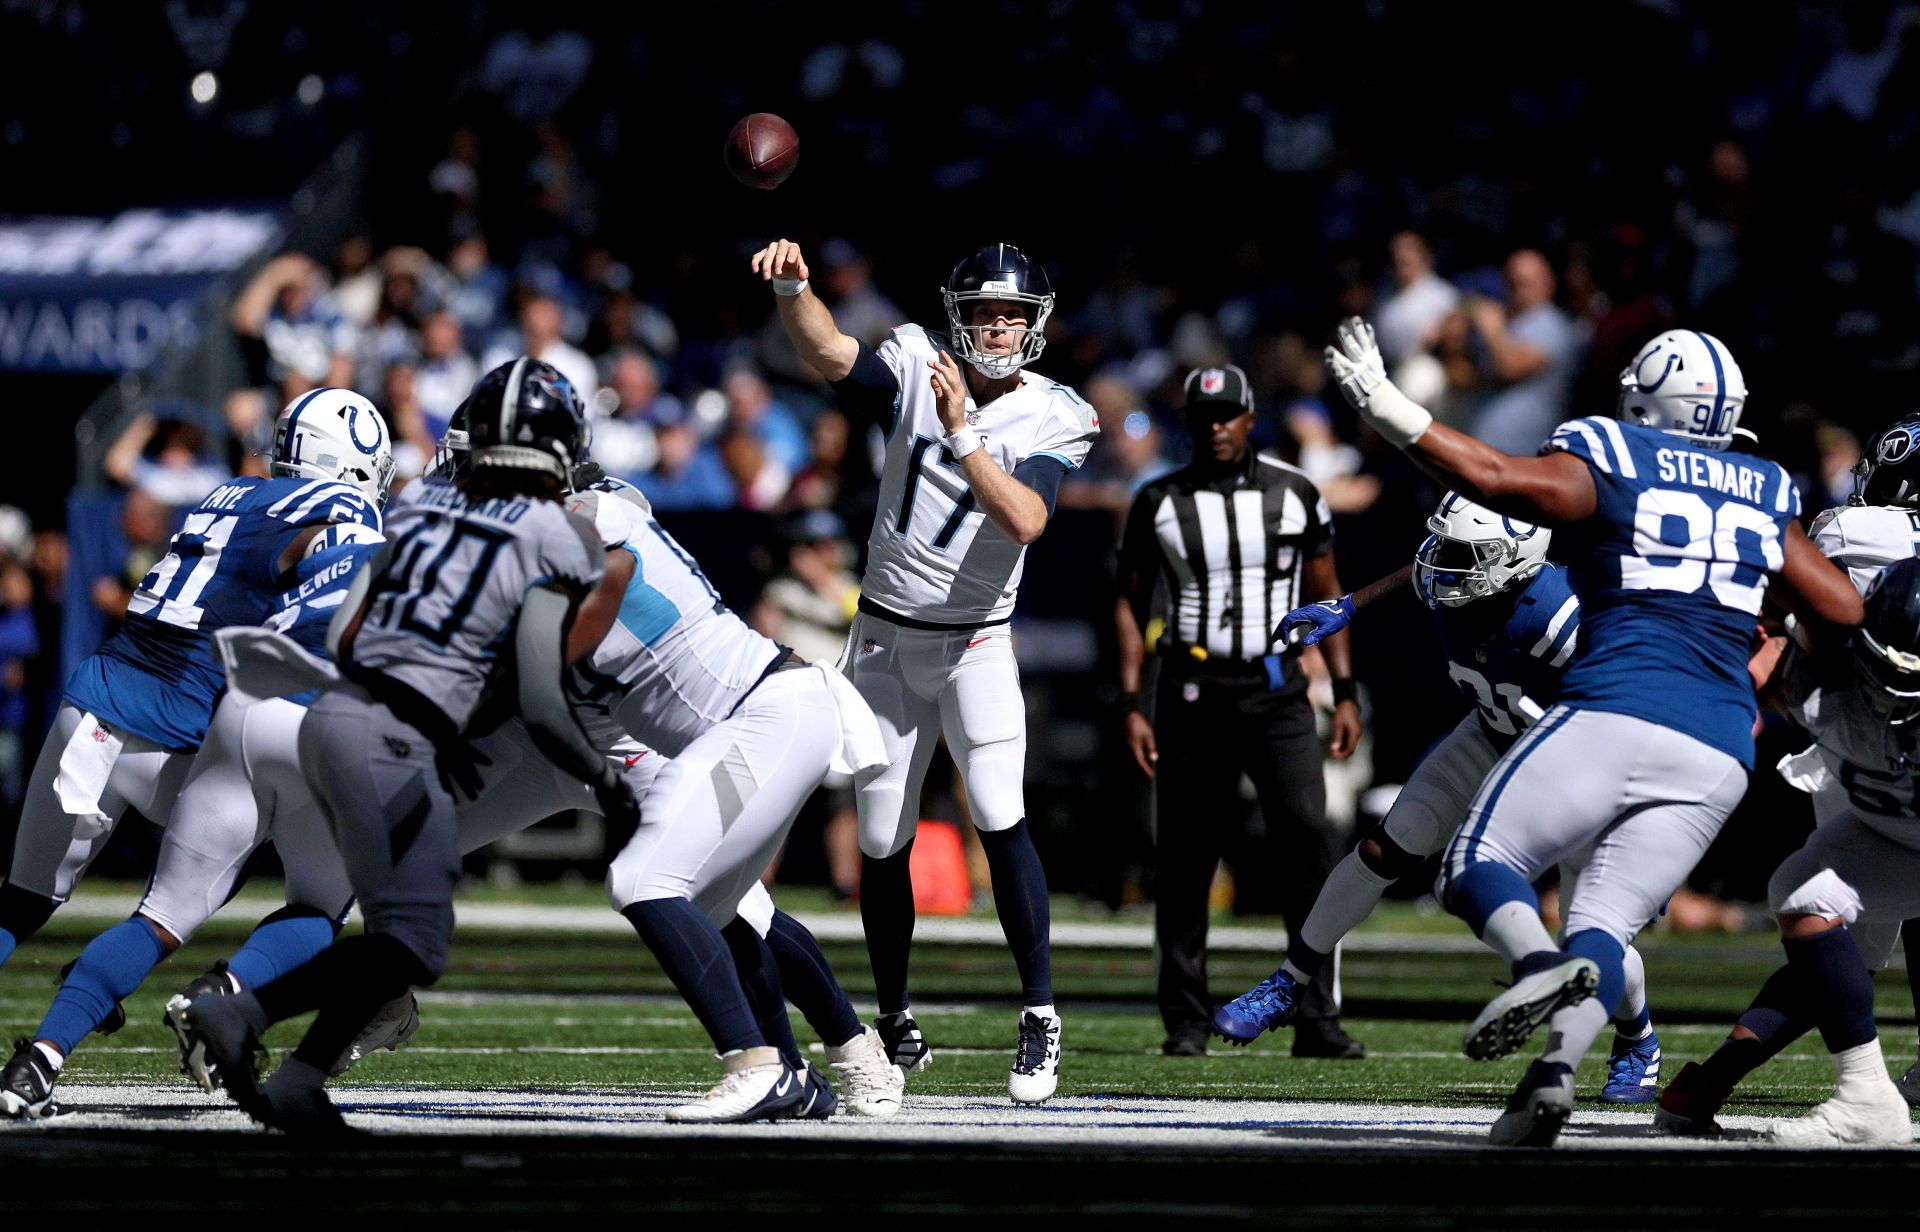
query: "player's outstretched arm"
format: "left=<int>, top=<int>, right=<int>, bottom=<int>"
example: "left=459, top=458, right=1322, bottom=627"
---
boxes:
left=751, top=239, right=859, bottom=381
left=566, top=549, right=635, bottom=664
left=929, top=350, right=1050, bottom=544
left=1773, top=521, right=1866, bottom=635
left=1275, top=565, right=1412, bottom=647
left=1324, top=317, right=1597, bottom=525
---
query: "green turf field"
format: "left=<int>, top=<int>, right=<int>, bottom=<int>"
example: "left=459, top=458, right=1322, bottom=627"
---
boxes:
left=3, top=881, right=1913, bottom=1117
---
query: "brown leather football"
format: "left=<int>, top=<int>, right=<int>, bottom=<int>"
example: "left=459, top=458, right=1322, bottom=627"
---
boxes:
left=723, top=113, right=799, bottom=190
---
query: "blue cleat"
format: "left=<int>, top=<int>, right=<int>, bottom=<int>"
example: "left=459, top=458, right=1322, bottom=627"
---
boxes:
left=1211, top=967, right=1300, bottom=1045
left=1599, top=1029, right=1661, bottom=1104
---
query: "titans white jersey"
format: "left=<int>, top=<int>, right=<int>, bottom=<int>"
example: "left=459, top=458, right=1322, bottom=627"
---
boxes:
left=565, top=477, right=785, bottom=757
left=862, top=324, right=1098, bottom=624
left=351, top=477, right=603, bottom=730
left=1810, top=503, right=1920, bottom=593
left=1785, top=647, right=1920, bottom=821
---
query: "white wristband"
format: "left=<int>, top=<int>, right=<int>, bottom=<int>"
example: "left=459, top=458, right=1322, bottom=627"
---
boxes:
left=772, top=277, right=808, bottom=298
left=1361, top=379, right=1433, bottom=448
left=945, top=426, right=983, bottom=459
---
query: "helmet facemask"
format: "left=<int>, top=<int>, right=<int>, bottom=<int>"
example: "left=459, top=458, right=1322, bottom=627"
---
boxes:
left=1415, top=533, right=1517, bottom=608
left=1855, top=629, right=1920, bottom=725
left=941, top=286, right=1053, bottom=379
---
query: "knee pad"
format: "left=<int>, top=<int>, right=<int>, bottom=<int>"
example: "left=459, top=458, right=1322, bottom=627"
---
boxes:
left=1358, top=829, right=1421, bottom=880
left=0, top=882, right=57, bottom=941
left=1770, top=865, right=1862, bottom=926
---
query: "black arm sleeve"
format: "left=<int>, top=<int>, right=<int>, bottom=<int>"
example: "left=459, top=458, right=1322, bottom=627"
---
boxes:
left=829, top=342, right=902, bottom=432
left=1011, top=455, right=1071, bottom=516
left=514, top=583, right=616, bottom=792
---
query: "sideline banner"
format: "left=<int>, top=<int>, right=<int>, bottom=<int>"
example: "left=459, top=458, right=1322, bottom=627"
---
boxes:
left=0, top=208, right=282, bottom=373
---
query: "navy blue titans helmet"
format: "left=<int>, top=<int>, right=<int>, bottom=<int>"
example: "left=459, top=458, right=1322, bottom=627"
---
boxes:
left=940, top=243, right=1055, bottom=379
left=456, top=357, right=588, bottom=484
left=1852, top=414, right=1920, bottom=508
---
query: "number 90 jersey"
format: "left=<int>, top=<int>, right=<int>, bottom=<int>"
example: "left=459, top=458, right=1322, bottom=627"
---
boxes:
left=1544, top=416, right=1800, bottom=768
left=64, top=475, right=381, bottom=751
left=351, top=477, right=604, bottom=732
left=864, top=324, right=1098, bottom=624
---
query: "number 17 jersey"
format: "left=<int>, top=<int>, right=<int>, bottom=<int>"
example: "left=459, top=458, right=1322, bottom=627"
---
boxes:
left=863, top=324, right=1098, bottom=625
left=1544, top=416, right=1799, bottom=767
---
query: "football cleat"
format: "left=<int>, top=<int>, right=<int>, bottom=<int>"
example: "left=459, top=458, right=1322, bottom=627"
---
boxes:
left=794, top=1063, right=840, bottom=1121
left=664, top=1048, right=808, bottom=1124
left=1653, top=1060, right=1728, bottom=1137
left=0, top=1040, right=59, bottom=1121
left=255, top=1064, right=357, bottom=1139
left=1769, top=1084, right=1913, bottom=1146
left=1896, top=1060, right=1920, bottom=1108
left=167, top=993, right=267, bottom=1114
left=329, top=991, right=421, bottom=1077
left=1008, top=1010, right=1061, bottom=1105
left=163, top=964, right=242, bottom=1090
left=1599, top=1030, right=1662, bottom=1104
left=1489, top=1060, right=1576, bottom=1148
left=875, top=1011, right=932, bottom=1077
left=1162, top=1027, right=1208, bottom=1057
left=1212, top=967, right=1300, bottom=1045
left=56, top=958, right=125, bottom=1036
left=1462, top=956, right=1599, bottom=1062
left=826, top=1025, right=905, bottom=1119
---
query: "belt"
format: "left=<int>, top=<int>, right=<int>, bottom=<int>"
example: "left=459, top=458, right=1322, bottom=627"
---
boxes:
left=1161, top=640, right=1298, bottom=688
left=727, top=646, right=807, bottom=718
left=858, top=595, right=1010, bottom=633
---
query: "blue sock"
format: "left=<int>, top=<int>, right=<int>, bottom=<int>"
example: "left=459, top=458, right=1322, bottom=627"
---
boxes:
left=1613, top=1001, right=1652, bottom=1038
left=1446, top=861, right=1539, bottom=937
left=225, top=909, right=338, bottom=990
left=1564, top=928, right=1626, bottom=1016
left=623, top=899, right=763, bottom=1055
left=36, top=918, right=166, bottom=1053
left=1783, top=927, right=1879, bottom=1053
left=978, top=820, right=1053, bottom=1007
left=0, top=883, right=58, bottom=967
left=766, top=909, right=863, bottom=1048
left=721, top=917, right=804, bottom=1069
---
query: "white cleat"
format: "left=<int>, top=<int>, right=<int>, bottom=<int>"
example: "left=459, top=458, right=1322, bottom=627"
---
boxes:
left=330, top=992, right=422, bottom=1077
left=664, top=1047, right=808, bottom=1124
left=1769, top=1084, right=1914, bottom=1147
left=1008, top=1010, right=1061, bottom=1105
left=1462, top=957, right=1599, bottom=1062
left=1895, top=1060, right=1920, bottom=1108
left=827, top=1026, right=905, bottom=1119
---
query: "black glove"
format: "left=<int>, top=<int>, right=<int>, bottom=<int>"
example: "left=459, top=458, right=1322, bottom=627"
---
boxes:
left=436, top=742, right=493, bottom=802
left=592, top=774, right=643, bottom=829
left=570, top=460, right=606, bottom=491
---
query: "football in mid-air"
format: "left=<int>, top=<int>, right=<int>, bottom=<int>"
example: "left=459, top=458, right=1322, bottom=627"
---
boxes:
left=723, top=113, right=799, bottom=190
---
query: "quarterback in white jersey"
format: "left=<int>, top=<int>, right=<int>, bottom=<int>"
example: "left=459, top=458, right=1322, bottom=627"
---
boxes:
left=755, top=238, right=1097, bottom=1103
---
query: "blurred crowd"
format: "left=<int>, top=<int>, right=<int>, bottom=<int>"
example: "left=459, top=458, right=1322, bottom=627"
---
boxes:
left=8, top=0, right=1920, bottom=909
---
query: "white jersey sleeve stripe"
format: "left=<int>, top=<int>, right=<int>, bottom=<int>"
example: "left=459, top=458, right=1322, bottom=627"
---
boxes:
left=1567, top=422, right=1612, bottom=473
left=1594, top=417, right=1637, bottom=479
left=1530, top=594, right=1581, bottom=659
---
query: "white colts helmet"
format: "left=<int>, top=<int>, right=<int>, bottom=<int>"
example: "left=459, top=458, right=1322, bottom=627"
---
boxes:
left=271, top=387, right=397, bottom=505
left=1617, top=330, right=1747, bottom=451
left=1413, top=491, right=1552, bottom=609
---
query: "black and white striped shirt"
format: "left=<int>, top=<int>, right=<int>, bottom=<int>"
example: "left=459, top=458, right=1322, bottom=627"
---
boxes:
left=1118, top=451, right=1334, bottom=662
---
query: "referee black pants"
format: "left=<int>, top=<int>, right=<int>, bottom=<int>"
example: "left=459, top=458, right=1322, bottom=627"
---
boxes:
left=1152, top=664, right=1342, bottom=1035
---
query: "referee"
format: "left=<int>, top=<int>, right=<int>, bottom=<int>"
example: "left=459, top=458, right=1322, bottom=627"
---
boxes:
left=1115, top=364, right=1365, bottom=1059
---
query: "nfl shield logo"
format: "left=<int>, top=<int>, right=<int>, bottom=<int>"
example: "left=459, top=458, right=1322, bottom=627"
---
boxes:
left=1201, top=370, right=1226, bottom=395
left=1182, top=682, right=1201, bottom=703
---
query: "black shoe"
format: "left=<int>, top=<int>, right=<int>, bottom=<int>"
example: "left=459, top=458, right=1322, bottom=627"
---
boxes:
left=257, top=1066, right=358, bottom=1139
left=167, top=991, right=266, bottom=1109
left=56, top=959, right=126, bottom=1036
left=875, top=1012, right=932, bottom=1077
left=1292, top=1019, right=1366, bottom=1060
left=1162, top=1027, right=1209, bottom=1057
left=0, top=1039, right=58, bottom=1120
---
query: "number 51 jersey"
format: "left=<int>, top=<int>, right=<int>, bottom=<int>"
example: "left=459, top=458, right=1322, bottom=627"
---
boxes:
left=1544, top=416, right=1800, bottom=768
left=863, top=324, right=1098, bottom=625
left=64, top=476, right=381, bottom=751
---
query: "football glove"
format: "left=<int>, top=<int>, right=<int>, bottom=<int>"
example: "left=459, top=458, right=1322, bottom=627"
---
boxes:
left=1276, top=595, right=1355, bottom=648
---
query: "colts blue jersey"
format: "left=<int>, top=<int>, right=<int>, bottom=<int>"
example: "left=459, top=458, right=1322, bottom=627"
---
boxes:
left=65, top=477, right=381, bottom=749
left=266, top=540, right=384, bottom=708
left=1544, top=416, right=1797, bottom=767
left=1435, top=563, right=1579, bottom=747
